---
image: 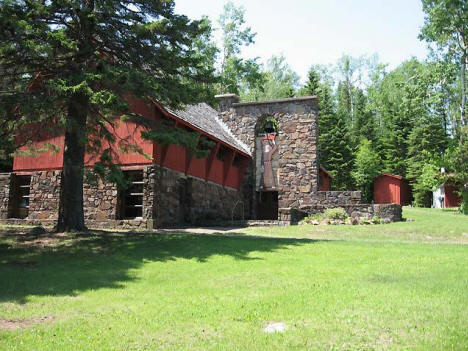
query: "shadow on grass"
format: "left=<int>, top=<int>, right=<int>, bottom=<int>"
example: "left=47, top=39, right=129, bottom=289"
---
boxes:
left=0, top=231, right=321, bottom=304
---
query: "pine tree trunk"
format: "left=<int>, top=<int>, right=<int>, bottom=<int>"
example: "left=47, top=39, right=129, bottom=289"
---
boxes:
left=56, top=93, right=89, bottom=232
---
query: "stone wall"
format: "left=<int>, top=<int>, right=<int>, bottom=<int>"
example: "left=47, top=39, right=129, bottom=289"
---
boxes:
left=0, top=173, right=10, bottom=220
left=28, top=171, right=61, bottom=224
left=310, top=191, right=363, bottom=211
left=373, top=204, right=402, bottom=222
left=83, top=178, right=118, bottom=224
left=153, top=166, right=244, bottom=227
left=0, top=166, right=245, bottom=229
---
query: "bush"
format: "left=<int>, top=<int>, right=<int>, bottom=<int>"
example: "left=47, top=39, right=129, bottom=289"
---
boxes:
left=324, top=207, right=348, bottom=221
left=300, top=213, right=324, bottom=224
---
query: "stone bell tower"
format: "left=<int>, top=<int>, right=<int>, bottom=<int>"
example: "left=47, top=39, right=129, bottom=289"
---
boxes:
left=215, top=94, right=320, bottom=222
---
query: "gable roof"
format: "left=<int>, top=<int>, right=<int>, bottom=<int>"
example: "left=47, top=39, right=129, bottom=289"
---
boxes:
left=162, top=102, right=251, bottom=156
left=376, top=173, right=407, bottom=181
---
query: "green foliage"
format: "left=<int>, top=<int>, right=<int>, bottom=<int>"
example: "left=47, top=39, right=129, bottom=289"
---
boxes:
left=324, top=207, right=348, bottom=221
left=241, top=55, right=300, bottom=101
left=257, top=116, right=279, bottom=135
left=412, top=162, right=441, bottom=207
left=299, top=212, right=325, bottom=224
left=142, top=122, right=215, bottom=159
left=302, top=69, right=321, bottom=96
left=461, top=190, right=468, bottom=215
left=319, top=84, right=355, bottom=190
left=218, top=1, right=263, bottom=96
left=443, top=126, right=468, bottom=213
left=352, top=139, right=382, bottom=202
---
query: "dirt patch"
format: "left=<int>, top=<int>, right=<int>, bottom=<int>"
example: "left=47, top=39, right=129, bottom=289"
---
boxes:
left=0, top=316, right=55, bottom=331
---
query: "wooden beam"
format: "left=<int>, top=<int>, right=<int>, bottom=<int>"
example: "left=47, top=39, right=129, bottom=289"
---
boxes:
left=185, top=135, right=200, bottom=175
left=223, top=150, right=236, bottom=187
left=205, top=142, right=220, bottom=181
left=159, top=145, right=169, bottom=166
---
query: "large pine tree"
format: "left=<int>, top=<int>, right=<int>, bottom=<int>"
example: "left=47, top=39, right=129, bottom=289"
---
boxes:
left=318, top=85, right=354, bottom=190
left=0, top=0, right=216, bottom=231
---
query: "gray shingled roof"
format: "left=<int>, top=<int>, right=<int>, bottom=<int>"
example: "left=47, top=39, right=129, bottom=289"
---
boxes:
left=167, top=103, right=251, bottom=156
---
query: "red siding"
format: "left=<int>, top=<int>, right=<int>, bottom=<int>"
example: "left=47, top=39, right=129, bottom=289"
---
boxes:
left=374, top=174, right=411, bottom=205
left=187, top=157, right=207, bottom=179
left=225, top=166, right=241, bottom=189
left=13, top=97, right=251, bottom=189
left=444, top=185, right=461, bottom=208
left=13, top=135, right=65, bottom=171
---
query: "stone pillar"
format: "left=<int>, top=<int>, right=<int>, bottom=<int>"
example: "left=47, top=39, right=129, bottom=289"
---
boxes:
left=277, top=102, right=319, bottom=211
left=215, top=93, right=240, bottom=113
left=143, top=165, right=157, bottom=229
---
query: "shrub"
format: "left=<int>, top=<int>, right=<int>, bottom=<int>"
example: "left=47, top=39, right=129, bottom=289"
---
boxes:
left=324, top=207, right=348, bottom=221
left=300, top=213, right=324, bottom=224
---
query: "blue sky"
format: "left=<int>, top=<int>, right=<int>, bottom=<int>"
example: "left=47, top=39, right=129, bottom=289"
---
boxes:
left=174, top=0, right=429, bottom=82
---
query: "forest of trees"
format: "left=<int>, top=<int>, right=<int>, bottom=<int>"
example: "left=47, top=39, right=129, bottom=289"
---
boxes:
left=206, top=0, right=468, bottom=212
left=0, top=0, right=466, bottom=232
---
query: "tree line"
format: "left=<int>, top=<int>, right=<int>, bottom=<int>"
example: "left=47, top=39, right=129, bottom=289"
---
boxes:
left=203, top=1, right=468, bottom=212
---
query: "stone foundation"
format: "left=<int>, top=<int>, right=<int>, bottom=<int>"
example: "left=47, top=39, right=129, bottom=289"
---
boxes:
left=0, top=165, right=245, bottom=229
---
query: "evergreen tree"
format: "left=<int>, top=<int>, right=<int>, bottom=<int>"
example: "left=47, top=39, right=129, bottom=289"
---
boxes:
left=318, top=84, right=355, bottom=190
left=372, top=59, right=425, bottom=176
left=353, top=88, right=376, bottom=145
left=352, top=139, right=382, bottom=202
left=303, top=69, right=321, bottom=96
left=0, top=0, right=216, bottom=231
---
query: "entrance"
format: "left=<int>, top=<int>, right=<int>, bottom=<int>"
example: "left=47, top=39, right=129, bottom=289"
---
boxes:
left=257, top=191, right=278, bottom=220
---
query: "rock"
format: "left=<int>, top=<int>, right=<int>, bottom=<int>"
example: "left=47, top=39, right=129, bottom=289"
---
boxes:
left=311, top=220, right=319, bottom=225
left=263, top=322, right=287, bottom=333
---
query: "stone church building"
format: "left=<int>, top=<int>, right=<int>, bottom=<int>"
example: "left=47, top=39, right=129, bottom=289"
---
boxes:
left=0, top=94, right=400, bottom=229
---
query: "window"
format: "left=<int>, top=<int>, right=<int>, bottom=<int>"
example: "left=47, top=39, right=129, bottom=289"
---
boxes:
left=119, top=171, right=143, bottom=219
left=9, top=175, right=31, bottom=219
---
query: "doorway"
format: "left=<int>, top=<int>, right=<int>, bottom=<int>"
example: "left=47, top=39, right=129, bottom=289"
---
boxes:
left=257, top=191, right=278, bottom=220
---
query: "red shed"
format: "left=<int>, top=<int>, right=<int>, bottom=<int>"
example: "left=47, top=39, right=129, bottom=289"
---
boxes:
left=374, top=173, right=412, bottom=205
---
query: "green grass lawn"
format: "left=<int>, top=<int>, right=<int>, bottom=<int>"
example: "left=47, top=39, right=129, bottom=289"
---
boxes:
left=0, top=207, right=467, bottom=350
